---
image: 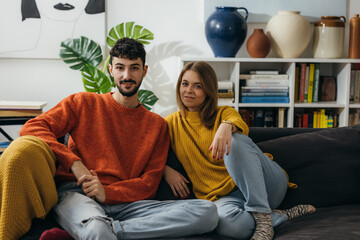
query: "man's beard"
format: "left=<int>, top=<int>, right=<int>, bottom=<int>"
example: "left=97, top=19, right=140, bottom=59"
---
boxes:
left=117, top=79, right=141, bottom=97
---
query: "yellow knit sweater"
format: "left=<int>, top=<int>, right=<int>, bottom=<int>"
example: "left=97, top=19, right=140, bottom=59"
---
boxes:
left=165, top=106, right=249, bottom=201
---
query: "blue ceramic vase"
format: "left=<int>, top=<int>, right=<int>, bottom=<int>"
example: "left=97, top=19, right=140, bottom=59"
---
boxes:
left=205, top=7, right=248, bottom=57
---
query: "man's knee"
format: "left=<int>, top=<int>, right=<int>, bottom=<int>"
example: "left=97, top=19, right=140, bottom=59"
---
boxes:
left=80, top=216, right=116, bottom=240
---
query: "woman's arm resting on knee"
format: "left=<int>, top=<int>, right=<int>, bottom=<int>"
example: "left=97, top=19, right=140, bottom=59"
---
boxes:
left=209, top=121, right=238, bottom=160
left=163, top=165, right=190, bottom=199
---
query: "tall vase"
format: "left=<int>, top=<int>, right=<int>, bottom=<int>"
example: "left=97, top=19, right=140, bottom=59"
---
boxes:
left=266, top=11, right=311, bottom=58
left=205, top=7, right=248, bottom=57
left=246, top=28, right=271, bottom=58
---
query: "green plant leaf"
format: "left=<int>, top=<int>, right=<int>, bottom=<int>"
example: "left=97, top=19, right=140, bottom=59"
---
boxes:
left=60, top=36, right=103, bottom=70
left=107, top=22, right=154, bottom=47
left=138, top=89, right=159, bottom=110
left=82, top=64, right=112, bottom=94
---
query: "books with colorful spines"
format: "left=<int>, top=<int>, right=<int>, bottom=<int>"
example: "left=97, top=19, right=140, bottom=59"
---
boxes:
left=299, top=63, right=307, bottom=102
left=0, top=109, right=42, bottom=117
left=217, top=92, right=235, bottom=98
left=312, top=63, right=321, bottom=103
left=307, top=63, right=315, bottom=103
left=0, top=100, right=47, bottom=110
left=304, top=65, right=310, bottom=102
left=241, top=96, right=289, bottom=103
left=245, top=79, right=288, bottom=87
left=302, top=113, right=309, bottom=128
left=239, top=74, right=288, bottom=79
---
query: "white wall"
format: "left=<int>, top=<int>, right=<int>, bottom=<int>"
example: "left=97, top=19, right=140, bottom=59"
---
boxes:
left=1, top=0, right=359, bottom=140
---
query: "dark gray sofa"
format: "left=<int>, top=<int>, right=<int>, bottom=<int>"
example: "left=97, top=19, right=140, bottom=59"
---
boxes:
left=21, top=126, right=360, bottom=239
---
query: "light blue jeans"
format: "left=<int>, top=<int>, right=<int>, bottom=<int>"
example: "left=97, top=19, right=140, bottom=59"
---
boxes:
left=214, top=133, right=288, bottom=239
left=53, top=182, right=218, bottom=240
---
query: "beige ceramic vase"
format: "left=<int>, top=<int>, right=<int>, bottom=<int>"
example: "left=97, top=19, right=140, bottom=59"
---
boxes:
left=313, top=16, right=346, bottom=58
left=266, top=11, right=312, bottom=58
left=246, top=28, right=271, bottom=58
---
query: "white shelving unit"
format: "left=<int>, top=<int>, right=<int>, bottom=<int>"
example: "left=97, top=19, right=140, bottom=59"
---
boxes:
left=181, top=57, right=360, bottom=128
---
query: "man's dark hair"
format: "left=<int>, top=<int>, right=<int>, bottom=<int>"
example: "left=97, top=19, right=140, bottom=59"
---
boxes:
left=109, top=37, right=146, bottom=67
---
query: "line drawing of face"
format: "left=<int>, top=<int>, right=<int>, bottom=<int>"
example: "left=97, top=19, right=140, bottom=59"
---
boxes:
left=36, top=0, right=89, bottom=21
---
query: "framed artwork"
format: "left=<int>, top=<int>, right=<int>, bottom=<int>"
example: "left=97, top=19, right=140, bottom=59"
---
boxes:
left=0, top=0, right=105, bottom=59
left=204, top=0, right=347, bottom=23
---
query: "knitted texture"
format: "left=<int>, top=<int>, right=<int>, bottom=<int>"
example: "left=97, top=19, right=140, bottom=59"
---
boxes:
left=20, top=92, right=170, bottom=204
left=0, top=136, right=57, bottom=240
left=165, top=106, right=249, bottom=201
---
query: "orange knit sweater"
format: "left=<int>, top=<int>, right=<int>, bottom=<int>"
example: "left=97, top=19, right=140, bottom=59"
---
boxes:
left=20, top=92, right=169, bottom=204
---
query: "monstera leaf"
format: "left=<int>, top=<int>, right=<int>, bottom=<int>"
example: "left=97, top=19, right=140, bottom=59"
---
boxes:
left=138, top=89, right=159, bottom=110
left=107, top=22, right=154, bottom=47
left=82, top=64, right=112, bottom=94
left=60, top=36, right=103, bottom=70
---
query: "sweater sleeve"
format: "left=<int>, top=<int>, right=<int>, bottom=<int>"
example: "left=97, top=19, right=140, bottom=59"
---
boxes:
left=221, top=107, right=249, bottom=136
left=103, top=121, right=170, bottom=204
left=19, top=95, right=81, bottom=171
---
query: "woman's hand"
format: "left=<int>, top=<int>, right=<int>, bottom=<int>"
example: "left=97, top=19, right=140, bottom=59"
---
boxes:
left=209, top=122, right=233, bottom=160
left=163, top=166, right=190, bottom=199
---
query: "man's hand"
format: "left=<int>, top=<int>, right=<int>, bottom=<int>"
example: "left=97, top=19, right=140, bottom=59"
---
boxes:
left=209, top=122, right=233, bottom=160
left=77, top=170, right=106, bottom=203
left=164, top=166, right=190, bottom=199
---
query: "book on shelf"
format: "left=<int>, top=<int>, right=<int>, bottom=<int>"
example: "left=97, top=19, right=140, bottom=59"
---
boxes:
left=254, top=109, right=265, bottom=127
left=294, top=109, right=338, bottom=128
left=350, top=69, right=356, bottom=101
left=241, top=92, right=288, bottom=97
left=304, top=65, right=310, bottom=102
left=307, top=63, right=315, bottom=103
left=312, top=64, right=321, bottom=103
left=218, top=89, right=233, bottom=93
left=277, top=107, right=285, bottom=128
left=299, top=63, right=307, bottom=102
left=244, top=79, right=288, bottom=87
left=218, top=81, right=234, bottom=90
left=0, top=100, right=47, bottom=110
left=218, top=98, right=234, bottom=105
left=294, top=66, right=300, bottom=103
left=249, top=70, right=279, bottom=75
left=0, top=109, right=42, bottom=117
left=241, top=96, right=289, bottom=103
left=241, top=86, right=288, bottom=91
left=354, top=70, right=360, bottom=102
left=239, top=74, right=288, bottom=79
left=217, top=92, right=235, bottom=98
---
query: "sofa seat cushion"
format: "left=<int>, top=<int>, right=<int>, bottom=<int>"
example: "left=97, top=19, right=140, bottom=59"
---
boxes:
left=256, top=125, right=360, bottom=209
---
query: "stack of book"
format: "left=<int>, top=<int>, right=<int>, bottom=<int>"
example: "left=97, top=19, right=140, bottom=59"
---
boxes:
left=240, top=70, right=289, bottom=103
left=294, top=109, right=338, bottom=128
left=350, top=63, right=360, bottom=102
left=295, top=63, right=324, bottom=103
left=218, top=81, right=234, bottom=106
left=349, top=109, right=360, bottom=126
left=0, top=100, right=47, bottom=117
left=239, top=107, right=287, bottom=128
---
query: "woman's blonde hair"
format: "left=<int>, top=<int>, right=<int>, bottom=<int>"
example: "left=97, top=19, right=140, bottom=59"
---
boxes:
left=176, top=61, right=218, bottom=129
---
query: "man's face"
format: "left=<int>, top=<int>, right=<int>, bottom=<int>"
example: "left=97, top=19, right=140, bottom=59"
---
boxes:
left=109, top=57, right=147, bottom=97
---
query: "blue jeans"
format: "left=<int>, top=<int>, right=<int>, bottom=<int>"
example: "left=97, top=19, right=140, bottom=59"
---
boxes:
left=53, top=182, right=218, bottom=240
left=214, top=133, right=288, bottom=239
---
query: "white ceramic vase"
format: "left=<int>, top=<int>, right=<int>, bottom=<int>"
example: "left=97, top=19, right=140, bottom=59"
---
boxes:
left=266, top=11, right=312, bottom=58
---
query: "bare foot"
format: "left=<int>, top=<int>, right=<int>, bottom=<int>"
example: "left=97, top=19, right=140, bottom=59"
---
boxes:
left=273, top=204, right=316, bottom=220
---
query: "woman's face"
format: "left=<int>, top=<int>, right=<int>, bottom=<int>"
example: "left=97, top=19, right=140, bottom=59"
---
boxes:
left=180, top=70, right=207, bottom=112
left=36, top=0, right=89, bottom=21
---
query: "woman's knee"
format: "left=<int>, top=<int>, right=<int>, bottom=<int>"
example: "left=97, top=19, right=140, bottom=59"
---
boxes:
left=187, top=200, right=219, bottom=232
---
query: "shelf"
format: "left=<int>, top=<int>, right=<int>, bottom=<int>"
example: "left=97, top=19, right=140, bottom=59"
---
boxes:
left=181, top=57, right=360, bottom=127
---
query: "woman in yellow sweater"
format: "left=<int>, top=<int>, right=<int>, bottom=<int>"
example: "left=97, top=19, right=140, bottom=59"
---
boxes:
left=164, top=61, right=315, bottom=240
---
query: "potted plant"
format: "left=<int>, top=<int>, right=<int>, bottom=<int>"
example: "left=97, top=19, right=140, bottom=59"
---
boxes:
left=59, top=22, right=159, bottom=110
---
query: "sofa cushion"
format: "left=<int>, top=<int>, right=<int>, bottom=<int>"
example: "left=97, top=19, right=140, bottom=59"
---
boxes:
left=256, top=125, right=360, bottom=209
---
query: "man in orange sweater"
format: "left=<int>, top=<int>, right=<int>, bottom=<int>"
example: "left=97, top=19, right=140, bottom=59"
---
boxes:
left=2, top=38, right=218, bottom=240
